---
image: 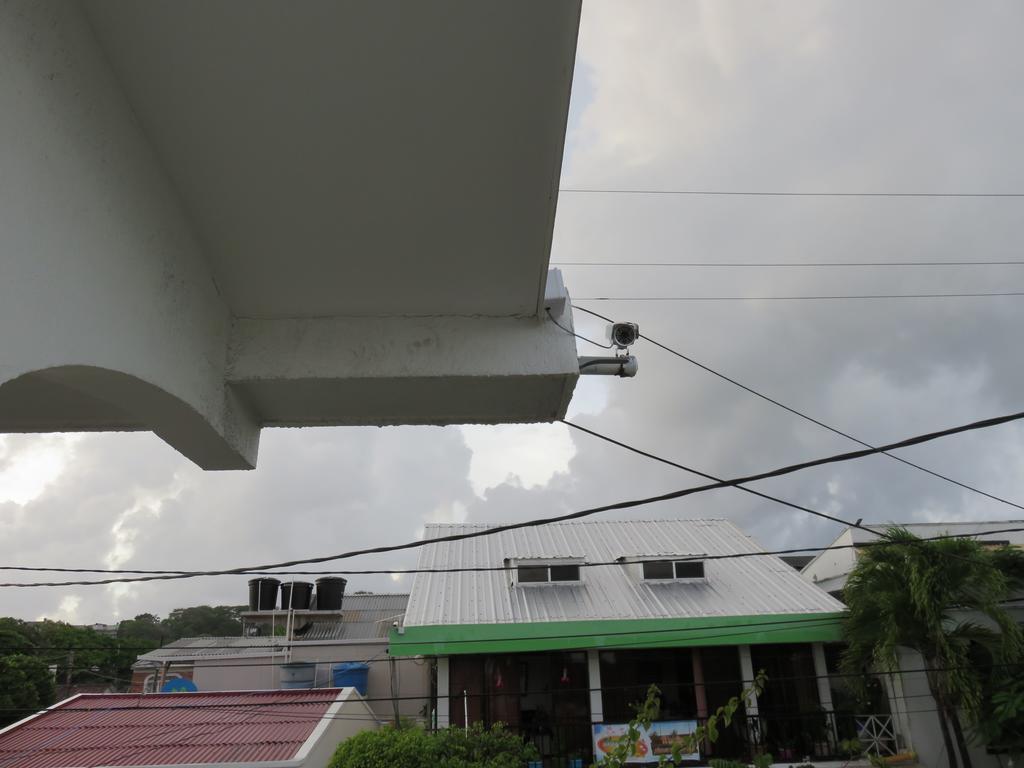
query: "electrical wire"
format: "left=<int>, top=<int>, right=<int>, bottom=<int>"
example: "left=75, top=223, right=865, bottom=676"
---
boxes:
left=546, top=308, right=611, bottom=349
left=552, top=260, right=1024, bottom=268
left=572, top=292, right=1024, bottom=301
left=559, top=188, right=1024, bottom=198
left=12, top=581, right=1024, bottom=657
left=4, top=660, right=1021, bottom=715
left=572, top=304, right=1024, bottom=514
left=3, top=409, right=1024, bottom=589
left=6, top=526, right=1022, bottom=579
left=560, top=419, right=879, bottom=538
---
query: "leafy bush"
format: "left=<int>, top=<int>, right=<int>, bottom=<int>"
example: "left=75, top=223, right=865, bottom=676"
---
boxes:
left=329, top=722, right=538, bottom=768
left=0, top=655, right=55, bottom=726
left=709, top=759, right=748, bottom=768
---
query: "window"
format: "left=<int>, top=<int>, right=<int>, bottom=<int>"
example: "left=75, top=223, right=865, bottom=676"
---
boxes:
left=674, top=560, right=705, bottom=579
left=517, top=566, right=548, bottom=583
left=515, top=563, right=581, bottom=584
left=549, top=564, right=581, bottom=582
left=641, top=560, right=674, bottom=580
left=642, top=559, right=705, bottom=580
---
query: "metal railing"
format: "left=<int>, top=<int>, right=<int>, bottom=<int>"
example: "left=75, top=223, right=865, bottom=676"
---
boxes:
left=712, top=712, right=899, bottom=762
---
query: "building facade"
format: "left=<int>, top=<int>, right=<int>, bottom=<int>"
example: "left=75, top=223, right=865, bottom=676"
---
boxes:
left=132, top=593, right=430, bottom=723
left=390, top=520, right=895, bottom=766
left=801, top=521, right=1024, bottom=768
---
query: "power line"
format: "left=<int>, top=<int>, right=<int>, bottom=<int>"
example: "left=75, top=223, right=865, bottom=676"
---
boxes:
left=572, top=305, right=1024, bottom=514
left=553, top=261, right=1024, bottom=268
left=14, top=528, right=1015, bottom=581
left=4, top=660, right=1020, bottom=714
left=559, top=188, right=1024, bottom=199
left=572, top=292, right=1024, bottom=301
left=3, top=411, right=1024, bottom=589
left=560, top=419, right=885, bottom=539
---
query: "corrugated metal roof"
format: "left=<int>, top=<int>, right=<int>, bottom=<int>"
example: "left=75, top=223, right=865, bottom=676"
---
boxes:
left=404, top=519, right=844, bottom=627
left=0, top=690, right=346, bottom=768
left=134, top=594, right=409, bottom=665
left=322, top=593, right=409, bottom=640
left=134, top=636, right=285, bottom=666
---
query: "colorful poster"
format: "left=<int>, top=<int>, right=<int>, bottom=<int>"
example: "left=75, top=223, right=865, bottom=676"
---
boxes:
left=592, top=721, right=699, bottom=764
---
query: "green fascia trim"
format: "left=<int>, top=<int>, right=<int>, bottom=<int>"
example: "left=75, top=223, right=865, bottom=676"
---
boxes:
left=388, top=612, right=845, bottom=656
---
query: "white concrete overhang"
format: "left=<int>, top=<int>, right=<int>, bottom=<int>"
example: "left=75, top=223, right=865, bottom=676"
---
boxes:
left=0, top=1, right=583, bottom=469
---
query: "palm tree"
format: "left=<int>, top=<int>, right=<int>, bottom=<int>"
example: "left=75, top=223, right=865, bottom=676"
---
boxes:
left=840, top=527, right=1023, bottom=768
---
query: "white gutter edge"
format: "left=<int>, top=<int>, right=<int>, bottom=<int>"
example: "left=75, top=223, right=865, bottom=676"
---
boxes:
left=294, top=687, right=351, bottom=762
left=0, top=693, right=86, bottom=738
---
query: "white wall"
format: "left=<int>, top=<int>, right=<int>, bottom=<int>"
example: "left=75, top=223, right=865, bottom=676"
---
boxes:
left=188, top=643, right=430, bottom=723
left=0, top=0, right=257, bottom=469
left=893, top=645, right=1008, bottom=768
left=801, top=529, right=858, bottom=587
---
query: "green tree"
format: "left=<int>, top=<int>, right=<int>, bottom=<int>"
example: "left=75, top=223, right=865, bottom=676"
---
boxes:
left=0, top=655, right=55, bottom=727
left=841, top=528, right=1024, bottom=768
left=0, top=618, right=40, bottom=652
left=162, top=605, right=244, bottom=638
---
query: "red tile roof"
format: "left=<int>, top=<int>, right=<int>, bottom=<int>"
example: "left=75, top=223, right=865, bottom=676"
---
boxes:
left=0, top=689, right=346, bottom=768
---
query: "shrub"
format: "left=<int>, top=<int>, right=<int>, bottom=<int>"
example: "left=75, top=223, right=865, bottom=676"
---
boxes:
left=329, top=722, right=537, bottom=768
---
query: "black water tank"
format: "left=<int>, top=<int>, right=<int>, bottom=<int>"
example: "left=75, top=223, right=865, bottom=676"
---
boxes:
left=248, top=578, right=280, bottom=611
left=279, top=581, right=313, bottom=610
left=315, top=577, right=347, bottom=610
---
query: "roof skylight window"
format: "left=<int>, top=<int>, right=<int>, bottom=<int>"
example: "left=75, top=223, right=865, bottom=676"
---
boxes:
left=641, top=559, right=705, bottom=581
left=515, top=563, right=581, bottom=584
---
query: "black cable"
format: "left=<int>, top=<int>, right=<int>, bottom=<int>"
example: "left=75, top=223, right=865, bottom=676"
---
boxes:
left=559, top=188, right=1024, bottom=198
left=552, top=260, right=1024, bottom=268
left=6, top=524, right=1024, bottom=577
left=572, top=304, right=1024, bottom=514
left=561, top=419, right=879, bottom=537
left=572, top=292, right=1024, bottom=301
left=4, top=661, right=1021, bottom=714
left=4, top=409, right=1024, bottom=589
left=546, top=308, right=611, bottom=350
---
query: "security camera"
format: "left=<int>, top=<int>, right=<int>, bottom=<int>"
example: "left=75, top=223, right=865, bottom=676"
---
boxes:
left=610, top=322, right=639, bottom=350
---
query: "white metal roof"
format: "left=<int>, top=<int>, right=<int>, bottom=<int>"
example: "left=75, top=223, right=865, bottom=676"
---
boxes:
left=848, top=520, right=1024, bottom=545
left=404, top=519, right=844, bottom=627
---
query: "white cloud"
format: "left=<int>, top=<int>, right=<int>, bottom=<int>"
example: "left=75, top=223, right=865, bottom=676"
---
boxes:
left=0, top=434, right=78, bottom=505
left=460, top=423, right=576, bottom=498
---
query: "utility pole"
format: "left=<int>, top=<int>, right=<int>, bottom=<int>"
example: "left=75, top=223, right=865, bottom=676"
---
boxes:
left=389, top=654, right=400, bottom=727
left=64, top=649, right=74, bottom=699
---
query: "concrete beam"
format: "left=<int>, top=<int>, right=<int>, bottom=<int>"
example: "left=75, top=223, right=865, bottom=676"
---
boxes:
left=227, top=314, right=579, bottom=427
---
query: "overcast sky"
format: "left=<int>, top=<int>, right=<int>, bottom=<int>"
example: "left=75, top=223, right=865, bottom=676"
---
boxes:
left=3, top=1, right=1024, bottom=624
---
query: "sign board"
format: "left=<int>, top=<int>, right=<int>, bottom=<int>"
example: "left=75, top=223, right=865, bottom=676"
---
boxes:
left=592, top=720, right=699, bottom=764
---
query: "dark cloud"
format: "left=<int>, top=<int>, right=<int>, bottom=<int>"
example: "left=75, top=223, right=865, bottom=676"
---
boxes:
left=2, top=1, right=1023, bottom=623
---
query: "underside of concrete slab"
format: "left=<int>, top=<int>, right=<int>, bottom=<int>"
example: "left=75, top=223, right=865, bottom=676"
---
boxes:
left=0, top=0, right=584, bottom=468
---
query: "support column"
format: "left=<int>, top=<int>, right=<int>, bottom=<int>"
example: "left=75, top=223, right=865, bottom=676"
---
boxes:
left=812, top=642, right=838, bottom=749
left=738, top=645, right=759, bottom=715
left=691, top=648, right=709, bottom=719
left=587, top=650, right=604, bottom=723
left=884, top=666, right=914, bottom=753
left=436, top=656, right=450, bottom=728
left=811, top=643, right=834, bottom=712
